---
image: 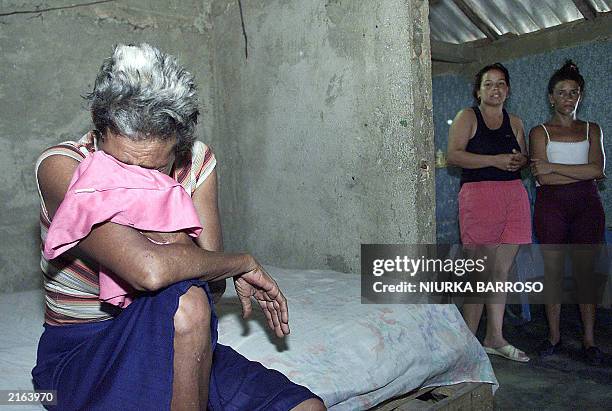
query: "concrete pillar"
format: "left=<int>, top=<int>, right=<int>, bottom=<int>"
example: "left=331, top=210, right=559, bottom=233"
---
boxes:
left=210, top=0, right=435, bottom=273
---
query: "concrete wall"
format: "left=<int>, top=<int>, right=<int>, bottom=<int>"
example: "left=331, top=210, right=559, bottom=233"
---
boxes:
left=1, top=0, right=436, bottom=291
left=0, top=0, right=214, bottom=292
left=433, top=40, right=612, bottom=243
left=209, top=0, right=435, bottom=273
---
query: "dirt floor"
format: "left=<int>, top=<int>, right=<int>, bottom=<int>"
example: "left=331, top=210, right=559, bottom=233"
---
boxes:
left=476, top=305, right=612, bottom=410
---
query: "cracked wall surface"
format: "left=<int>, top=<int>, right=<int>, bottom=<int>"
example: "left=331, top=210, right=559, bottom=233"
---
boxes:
left=210, top=0, right=435, bottom=273
left=0, top=0, right=215, bottom=291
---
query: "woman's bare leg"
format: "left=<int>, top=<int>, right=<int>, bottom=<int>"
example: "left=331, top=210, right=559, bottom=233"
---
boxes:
left=171, top=286, right=212, bottom=410
left=483, top=244, right=519, bottom=349
left=571, top=247, right=600, bottom=348
left=541, top=247, right=565, bottom=345
left=545, top=304, right=562, bottom=345
left=579, top=304, right=596, bottom=348
left=463, top=303, right=484, bottom=334
left=462, top=245, right=491, bottom=335
left=291, top=398, right=327, bottom=411
left=483, top=303, right=507, bottom=348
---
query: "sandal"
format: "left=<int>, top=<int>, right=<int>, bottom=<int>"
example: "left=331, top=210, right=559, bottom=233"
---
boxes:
left=537, top=339, right=562, bottom=357
left=584, top=346, right=603, bottom=366
left=484, top=344, right=530, bottom=363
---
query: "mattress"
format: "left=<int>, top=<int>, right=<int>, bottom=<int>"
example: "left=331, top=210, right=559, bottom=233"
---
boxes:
left=0, top=267, right=497, bottom=410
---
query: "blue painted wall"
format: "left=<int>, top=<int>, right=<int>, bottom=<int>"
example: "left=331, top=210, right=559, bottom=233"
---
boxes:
left=434, top=40, right=612, bottom=243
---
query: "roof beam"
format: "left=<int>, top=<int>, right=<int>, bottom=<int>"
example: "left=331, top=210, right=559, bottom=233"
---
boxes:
left=431, top=40, right=475, bottom=63
left=432, top=12, right=612, bottom=76
left=572, top=0, right=597, bottom=20
left=451, top=0, right=500, bottom=41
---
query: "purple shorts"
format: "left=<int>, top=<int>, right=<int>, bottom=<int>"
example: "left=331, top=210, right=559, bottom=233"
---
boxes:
left=534, top=180, right=605, bottom=244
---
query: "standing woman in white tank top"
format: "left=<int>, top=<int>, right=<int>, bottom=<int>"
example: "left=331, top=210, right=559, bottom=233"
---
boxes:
left=529, top=60, right=606, bottom=365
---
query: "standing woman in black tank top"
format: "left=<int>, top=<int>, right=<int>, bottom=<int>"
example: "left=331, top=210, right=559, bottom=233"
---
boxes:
left=447, top=63, right=531, bottom=362
left=530, top=61, right=606, bottom=365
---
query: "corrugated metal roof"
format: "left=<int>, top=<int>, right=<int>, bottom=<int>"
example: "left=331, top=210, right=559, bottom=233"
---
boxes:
left=429, top=0, right=612, bottom=44
left=589, top=0, right=612, bottom=12
left=466, top=0, right=582, bottom=35
left=430, top=1, right=487, bottom=43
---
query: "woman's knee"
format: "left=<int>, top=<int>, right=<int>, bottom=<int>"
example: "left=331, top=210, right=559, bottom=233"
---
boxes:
left=291, top=398, right=326, bottom=411
left=174, top=286, right=211, bottom=337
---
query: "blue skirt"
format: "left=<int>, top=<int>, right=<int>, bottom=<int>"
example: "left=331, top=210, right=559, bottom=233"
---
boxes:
left=32, top=280, right=319, bottom=410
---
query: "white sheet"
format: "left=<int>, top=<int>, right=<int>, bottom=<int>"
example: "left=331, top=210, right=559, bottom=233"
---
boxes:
left=217, top=267, right=497, bottom=409
left=0, top=267, right=497, bottom=410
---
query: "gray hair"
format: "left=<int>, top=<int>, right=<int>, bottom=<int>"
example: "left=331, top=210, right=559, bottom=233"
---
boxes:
left=87, top=43, right=199, bottom=159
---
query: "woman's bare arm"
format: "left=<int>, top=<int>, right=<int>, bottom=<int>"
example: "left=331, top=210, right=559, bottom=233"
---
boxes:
left=530, top=124, right=604, bottom=183
left=509, top=114, right=528, bottom=169
left=39, top=153, right=291, bottom=337
left=192, top=169, right=223, bottom=252
left=549, top=123, right=604, bottom=180
left=37, top=154, right=251, bottom=292
left=192, top=168, right=227, bottom=300
left=447, top=108, right=521, bottom=170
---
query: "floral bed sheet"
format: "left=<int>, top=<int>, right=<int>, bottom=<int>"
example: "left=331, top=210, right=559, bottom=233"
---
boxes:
left=216, top=267, right=498, bottom=410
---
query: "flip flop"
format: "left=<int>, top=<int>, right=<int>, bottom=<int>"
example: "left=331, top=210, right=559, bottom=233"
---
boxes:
left=484, top=344, right=530, bottom=363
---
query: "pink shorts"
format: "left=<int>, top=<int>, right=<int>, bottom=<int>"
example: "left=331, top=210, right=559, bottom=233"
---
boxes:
left=459, top=180, right=532, bottom=245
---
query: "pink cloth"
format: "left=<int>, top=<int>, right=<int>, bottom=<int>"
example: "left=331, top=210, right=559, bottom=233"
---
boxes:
left=44, top=150, right=202, bottom=307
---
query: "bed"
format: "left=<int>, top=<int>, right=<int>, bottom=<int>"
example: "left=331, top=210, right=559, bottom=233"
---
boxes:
left=0, top=266, right=497, bottom=410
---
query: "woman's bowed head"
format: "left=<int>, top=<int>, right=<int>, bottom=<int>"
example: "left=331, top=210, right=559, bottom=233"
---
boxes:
left=87, top=43, right=199, bottom=166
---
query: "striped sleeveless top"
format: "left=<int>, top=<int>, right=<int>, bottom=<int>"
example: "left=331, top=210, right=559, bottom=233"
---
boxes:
left=35, top=132, right=217, bottom=325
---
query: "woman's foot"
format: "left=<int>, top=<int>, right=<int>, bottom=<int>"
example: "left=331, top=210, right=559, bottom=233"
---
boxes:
left=483, top=333, right=530, bottom=363
left=483, top=344, right=530, bottom=362
left=482, top=336, right=509, bottom=350
left=583, top=346, right=603, bottom=366
left=537, top=339, right=562, bottom=357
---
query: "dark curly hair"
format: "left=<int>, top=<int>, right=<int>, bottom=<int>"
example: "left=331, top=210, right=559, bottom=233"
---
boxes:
left=472, top=63, right=510, bottom=103
left=547, top=59, right=585, bottom=94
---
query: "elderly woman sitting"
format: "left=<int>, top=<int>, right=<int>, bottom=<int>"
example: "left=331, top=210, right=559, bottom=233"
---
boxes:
left=32, top=43, right=325, bottom=411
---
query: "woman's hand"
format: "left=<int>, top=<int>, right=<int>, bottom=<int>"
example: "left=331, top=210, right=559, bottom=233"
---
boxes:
left=530, top=158, right=554, bottom=176
left=493, top=149, right=525, bottom=172
left=233, top=257, right=290, bottom=338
